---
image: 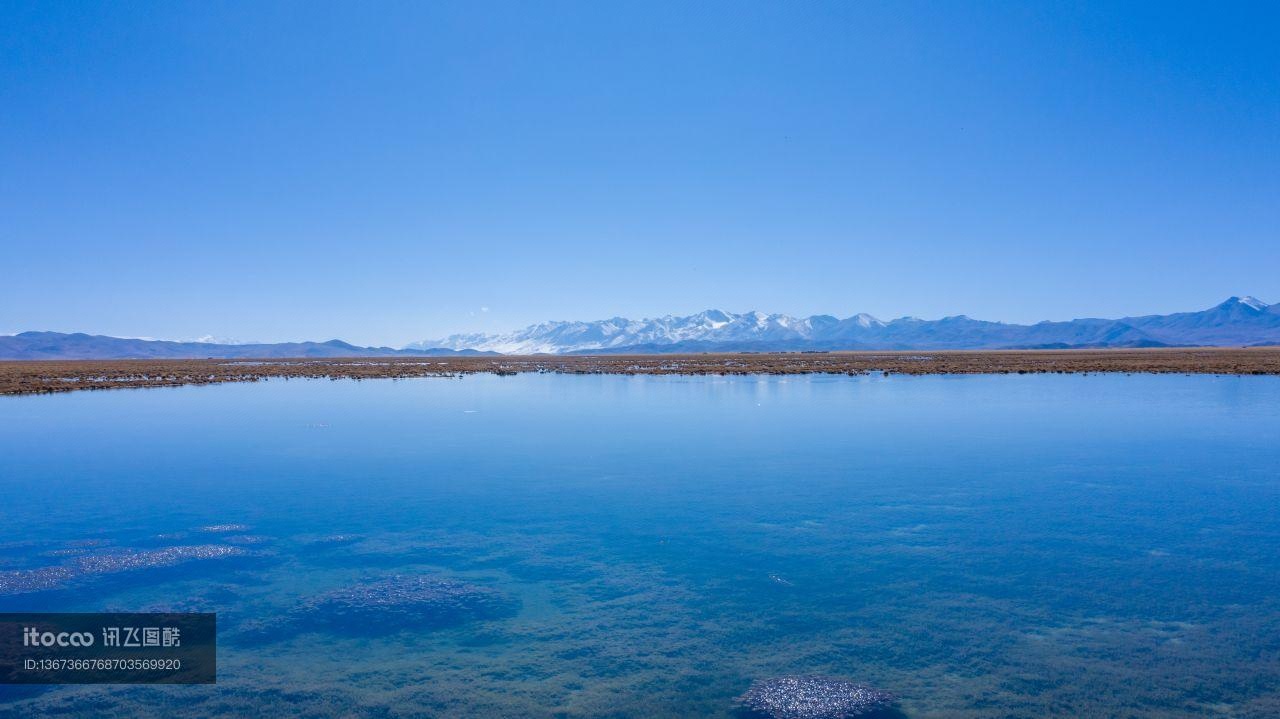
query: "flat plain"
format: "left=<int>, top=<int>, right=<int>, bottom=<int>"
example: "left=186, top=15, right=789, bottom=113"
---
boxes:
left=2, top=347, right=1279, bottom=396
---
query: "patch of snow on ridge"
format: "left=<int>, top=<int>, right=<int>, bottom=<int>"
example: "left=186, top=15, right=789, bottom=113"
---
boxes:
left=187, top=335, right=247, bottom=345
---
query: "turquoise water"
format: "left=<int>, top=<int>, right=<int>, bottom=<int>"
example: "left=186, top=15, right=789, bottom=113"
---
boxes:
left=1, top=373, right=1278, bottom=717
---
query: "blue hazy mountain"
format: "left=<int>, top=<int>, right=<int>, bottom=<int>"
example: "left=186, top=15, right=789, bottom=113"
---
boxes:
left=0, top=333, right=495, bottom=361
left=5, top=297, right=1277, bottom=360
left=412, top=296, right=1280, bottom=354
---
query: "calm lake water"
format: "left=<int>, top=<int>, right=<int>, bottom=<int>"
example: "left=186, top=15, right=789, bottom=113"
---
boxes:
left=1, top=373, right=1278, bottom=718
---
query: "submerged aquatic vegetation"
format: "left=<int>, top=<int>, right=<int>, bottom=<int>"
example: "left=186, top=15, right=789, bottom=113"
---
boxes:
left=737, top=676, right=896, bottom=719
left=303, top=534, right=363, bottom=548
left=0, top=545, right=244, bottom=596
left=219, top=535, right=270, bottom=545
left=291, top=575, right=519, bottom=635
left=200, top=524, right=251, bottom=533
left=3, top=374, right=1280, bottom=717
left=300, top=575, right=517, bottom=626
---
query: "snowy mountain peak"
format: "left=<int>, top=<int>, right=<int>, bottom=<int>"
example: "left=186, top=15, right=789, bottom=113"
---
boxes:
left=693, top=309, right=733, bottom=328
left=409, top=297, right=1278, bottom=354
left=851, top=313, right=884, bottom=328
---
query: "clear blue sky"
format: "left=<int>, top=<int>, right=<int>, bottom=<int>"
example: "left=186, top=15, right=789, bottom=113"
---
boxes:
left=2, top=1, right=1277, bottom=346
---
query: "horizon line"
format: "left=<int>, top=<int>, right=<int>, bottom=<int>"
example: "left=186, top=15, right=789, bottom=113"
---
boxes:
left=3, top=294, right=1271, bottom=348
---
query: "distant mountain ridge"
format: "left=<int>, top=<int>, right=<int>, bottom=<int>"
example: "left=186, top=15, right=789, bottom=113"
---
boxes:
left=410, top=296, right=1280, bottom=354
left=0, top=333, right=494, bottom=361
left=3, top=297, right=1277, bottom=360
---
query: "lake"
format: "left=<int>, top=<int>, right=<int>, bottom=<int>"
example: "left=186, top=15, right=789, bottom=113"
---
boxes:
left=1, top=373, right=1277, bottom=717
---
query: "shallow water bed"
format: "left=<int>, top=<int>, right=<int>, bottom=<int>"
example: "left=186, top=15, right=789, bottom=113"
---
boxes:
left=1, top=373, right=1277, bottom=717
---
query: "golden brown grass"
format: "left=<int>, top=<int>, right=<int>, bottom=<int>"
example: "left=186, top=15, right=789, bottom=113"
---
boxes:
left=1, top=348, right=1278, bottom=396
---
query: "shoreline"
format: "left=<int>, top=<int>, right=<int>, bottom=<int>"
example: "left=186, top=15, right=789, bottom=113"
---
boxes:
left=2, top=348, right=1279, bottom=396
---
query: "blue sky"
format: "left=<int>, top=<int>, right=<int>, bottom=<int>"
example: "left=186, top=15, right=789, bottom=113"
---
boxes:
left=2, top=1, right=1277, bottom=346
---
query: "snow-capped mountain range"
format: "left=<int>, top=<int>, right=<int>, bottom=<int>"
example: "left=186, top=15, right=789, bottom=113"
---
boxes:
left=409, top=296, right=1280, bottom=354
left=4, top=297, right=1277, bottom=360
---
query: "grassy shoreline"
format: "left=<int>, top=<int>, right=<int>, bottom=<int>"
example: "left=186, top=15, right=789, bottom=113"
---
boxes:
left=3, top=348, right=1279, bottom=396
